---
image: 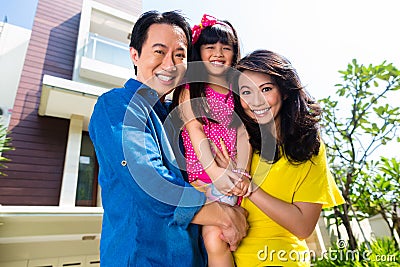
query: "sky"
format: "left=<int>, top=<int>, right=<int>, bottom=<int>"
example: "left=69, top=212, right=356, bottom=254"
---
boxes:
left=1, top=0, right=399, bottom=155
left=1, top=0, right=399, bottom=99
left=0, top=0, right=38, bottom=29
left=141, top=0, right=400, bottom=100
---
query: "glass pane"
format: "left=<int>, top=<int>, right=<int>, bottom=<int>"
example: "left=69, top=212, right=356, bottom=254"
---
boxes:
left=76, top=133, right=97, bottom=206
left=84, top=33, right=132, bottom=69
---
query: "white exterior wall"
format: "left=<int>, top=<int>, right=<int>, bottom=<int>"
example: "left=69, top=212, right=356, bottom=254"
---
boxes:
left=0, top=22, right=31, bottom=128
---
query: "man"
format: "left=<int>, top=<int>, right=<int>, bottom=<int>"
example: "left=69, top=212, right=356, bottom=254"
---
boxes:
left=89, top=10, right=248, bottom=266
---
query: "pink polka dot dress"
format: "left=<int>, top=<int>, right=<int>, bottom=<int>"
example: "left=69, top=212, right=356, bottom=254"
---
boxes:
left=182, top=85, right=237, bottom=184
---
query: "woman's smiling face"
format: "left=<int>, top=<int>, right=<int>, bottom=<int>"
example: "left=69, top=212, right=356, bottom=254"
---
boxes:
left=238, top=70, right=283, bottom=125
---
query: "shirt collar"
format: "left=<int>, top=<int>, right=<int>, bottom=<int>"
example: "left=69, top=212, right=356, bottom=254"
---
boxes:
left=124, top=78, right=159, bottom=101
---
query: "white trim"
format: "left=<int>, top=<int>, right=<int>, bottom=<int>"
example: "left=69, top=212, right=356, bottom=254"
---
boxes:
left=0, top=234, right=100, bottom=244
left=79, top=56, right=131, bottom=86
left=91, top=0, right=137, bottom=22
left=0, top=205, right=103, bottom=214
left=42, top=75, right=108, bottom=97
left=39, top=75, right=107, bottom=131
left=59, top=115, right=84, bottom=207
left=73, top=0, right=93, bottom=82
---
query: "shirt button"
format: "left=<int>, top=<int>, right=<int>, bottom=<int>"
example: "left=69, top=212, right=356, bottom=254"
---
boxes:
left=121, top=160, right=127, bottom=166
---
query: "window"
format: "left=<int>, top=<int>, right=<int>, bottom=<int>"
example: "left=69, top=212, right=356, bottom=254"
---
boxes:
left=76, top=132, right=98, bottom=206
left=84, top=32, right=132, bottom=69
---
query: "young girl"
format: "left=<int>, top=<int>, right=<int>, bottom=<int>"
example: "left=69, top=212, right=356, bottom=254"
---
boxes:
left=174, top=14, right=252, bottom=267
left=231, top=50, right=345, bottom=266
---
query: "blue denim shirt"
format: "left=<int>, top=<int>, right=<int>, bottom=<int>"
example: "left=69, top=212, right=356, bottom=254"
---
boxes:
left=89, top=79, right=207, bottom=266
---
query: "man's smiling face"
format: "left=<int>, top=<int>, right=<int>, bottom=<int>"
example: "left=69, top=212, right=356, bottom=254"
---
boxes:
left=130, top=23, right=188, bottom=96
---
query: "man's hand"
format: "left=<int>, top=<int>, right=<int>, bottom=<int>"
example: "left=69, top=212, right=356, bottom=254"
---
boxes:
left=192, top=202, right=249, bottom=251
left=218, top=203, right=249, bottom=251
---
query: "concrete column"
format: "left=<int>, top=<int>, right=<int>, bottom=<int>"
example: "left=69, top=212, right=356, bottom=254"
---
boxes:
left=96, top=185, right=102, bottom=207
left=59, top=114, right=83, bottom=206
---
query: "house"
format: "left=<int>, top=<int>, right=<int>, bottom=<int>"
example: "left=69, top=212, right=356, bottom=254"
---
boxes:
left=0, top=0, right=141, bottom=265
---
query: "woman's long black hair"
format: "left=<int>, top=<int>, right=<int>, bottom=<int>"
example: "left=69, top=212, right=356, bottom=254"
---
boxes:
left=232, top=50, right=321, bottom=163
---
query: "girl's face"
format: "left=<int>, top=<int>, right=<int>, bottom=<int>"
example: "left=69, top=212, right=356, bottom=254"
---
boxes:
left=200, top=42, right=234, bottom=77
left=238, top=70, right=283, bottom=125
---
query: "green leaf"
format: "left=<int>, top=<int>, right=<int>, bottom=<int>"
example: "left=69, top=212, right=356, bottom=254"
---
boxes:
left=321, top=59, right=400, bottom=248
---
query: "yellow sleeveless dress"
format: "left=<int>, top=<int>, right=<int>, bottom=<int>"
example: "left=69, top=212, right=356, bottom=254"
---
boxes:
left=234, top=143, right=344, bottom=266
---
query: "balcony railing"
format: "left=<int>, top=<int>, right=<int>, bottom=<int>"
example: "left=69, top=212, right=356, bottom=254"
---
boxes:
left=84, top=33, right=132, bottom=70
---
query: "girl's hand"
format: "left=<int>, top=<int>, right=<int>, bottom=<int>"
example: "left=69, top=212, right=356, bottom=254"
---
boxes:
left=208, top=167, right=243, bottom=196
left=232, top=169, right=253, bottom=197
left=236, top=176, right=252, bottom=197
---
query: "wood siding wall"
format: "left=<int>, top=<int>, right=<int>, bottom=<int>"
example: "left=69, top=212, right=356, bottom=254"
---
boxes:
left=0, top=0, right=83, bottom=205
left=0, top=0, right=141, bottom=206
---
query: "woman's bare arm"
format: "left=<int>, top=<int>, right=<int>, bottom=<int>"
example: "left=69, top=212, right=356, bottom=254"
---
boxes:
left=249, top=188, right=322, bottom=239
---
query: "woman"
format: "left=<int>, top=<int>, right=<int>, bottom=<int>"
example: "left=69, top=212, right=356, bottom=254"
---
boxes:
left=231, top=50, right=345, bottom=266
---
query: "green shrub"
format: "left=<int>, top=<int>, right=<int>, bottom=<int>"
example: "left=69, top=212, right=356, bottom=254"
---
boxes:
left=0, top=123, right=13, bottom=176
